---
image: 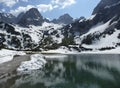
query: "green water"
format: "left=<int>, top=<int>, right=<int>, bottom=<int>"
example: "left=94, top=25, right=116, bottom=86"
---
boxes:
left=0, top=54, right=120, bottom=88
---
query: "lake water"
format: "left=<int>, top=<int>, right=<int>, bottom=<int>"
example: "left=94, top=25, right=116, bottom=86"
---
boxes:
left=0, top=54, right=120, bottom=88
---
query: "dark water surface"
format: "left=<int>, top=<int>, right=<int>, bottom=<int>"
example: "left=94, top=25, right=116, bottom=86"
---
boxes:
left=0, top=54, right=120, bottom=88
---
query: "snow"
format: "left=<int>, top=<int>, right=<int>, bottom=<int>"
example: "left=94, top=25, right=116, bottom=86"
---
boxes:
left=104, top=1, right=120, bottom=9
left=88, top=14, right=96, bottom=20
left=0, top=49, right=26, bottom=64
left=44, top=54, right=67, bottom=59
left=82, top=29, right=120, bottom=50
left=82, top=20, right=110, bottom=38
left=13, top=22, right=63, bottom=45
left=17, top=54, right=47, bottom=72
left=42, top=46, right=79, bottom=54
left=79, top=19, right=84, bottom=23
left=42, top=45, right=120, bottom=54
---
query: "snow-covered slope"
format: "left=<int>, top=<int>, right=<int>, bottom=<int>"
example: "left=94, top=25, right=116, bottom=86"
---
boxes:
left=79, top=19, right=120, bottom=51
left=0, top=0, right=120, bottom=53
left=0, top=21, right=64, bottom=50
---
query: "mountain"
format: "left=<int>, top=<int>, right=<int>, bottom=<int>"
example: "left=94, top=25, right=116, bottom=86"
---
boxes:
left=0, top=0, right=120, bottom=52
left=52, top=13, right=73, bottom=25
left=54, top=0, right=120, bottom=52
left=77, top=0, right=120, bottom=51
left=16, top=12, right=24, bottom=23
left=92, top=0, right=120, bottom=14
left=0, top=21, right=64, bottom=50
left=0, top=13, right=16, bottom=24
left=17, top=8, right=44, bottom=27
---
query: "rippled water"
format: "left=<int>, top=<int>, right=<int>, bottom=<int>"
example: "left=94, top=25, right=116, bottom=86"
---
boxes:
left=0, top=54, right=120, bottom=88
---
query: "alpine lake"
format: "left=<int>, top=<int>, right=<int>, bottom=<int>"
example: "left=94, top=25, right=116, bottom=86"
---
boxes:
left=0, top=54, right=120, bottom=88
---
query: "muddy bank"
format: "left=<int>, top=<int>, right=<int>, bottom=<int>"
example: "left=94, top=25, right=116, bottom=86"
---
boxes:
left=0, top=55, right=30, bottom=75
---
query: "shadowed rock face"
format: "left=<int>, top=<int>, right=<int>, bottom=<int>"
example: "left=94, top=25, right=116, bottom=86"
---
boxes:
left=52, top=14, right=73, bottom=25
left=0, top=13, right=16, bottom=24
left=92, top=0, right=120, bottom=15
left=18, top=8, right=44, bottom=27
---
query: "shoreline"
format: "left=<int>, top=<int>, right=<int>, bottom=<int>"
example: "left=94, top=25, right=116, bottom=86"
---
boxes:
left=0, top=55, right=30, bottom=75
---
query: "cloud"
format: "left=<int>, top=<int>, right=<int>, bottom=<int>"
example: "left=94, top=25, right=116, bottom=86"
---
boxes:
left=51, top=0, right=76, bottom=9
left=37, top=4, right=53, bottom=12
left=10, top=0, right=76, bottom=16
left=10, top=4, right=54, bottom=16
left=10, top=5, right=34, bottom=16
left=21, top=0, right=28, bottom=2
left=0, top=0, right=29, bottom=7
left=0, top=0, right=18, bottom=7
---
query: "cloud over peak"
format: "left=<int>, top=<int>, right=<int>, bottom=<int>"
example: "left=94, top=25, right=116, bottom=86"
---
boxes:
left=8, top=0, right=76, bottom=16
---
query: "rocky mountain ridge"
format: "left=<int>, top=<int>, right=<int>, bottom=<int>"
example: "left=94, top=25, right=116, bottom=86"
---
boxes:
left=52, top=13, right=73, bottom=25
left=0, top=0, right=120, bottom=52
left=0, top=8, right=74, bottom=27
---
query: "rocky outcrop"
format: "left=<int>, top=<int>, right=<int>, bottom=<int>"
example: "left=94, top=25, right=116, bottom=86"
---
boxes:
left=0, top=13, right=16, bottom=24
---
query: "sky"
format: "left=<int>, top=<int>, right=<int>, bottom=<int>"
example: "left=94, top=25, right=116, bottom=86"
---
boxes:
left=0, top=0, right=100, bottom=20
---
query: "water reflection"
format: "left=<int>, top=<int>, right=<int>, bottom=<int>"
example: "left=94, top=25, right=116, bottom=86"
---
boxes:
left=0, top=54, right=120, bottom=88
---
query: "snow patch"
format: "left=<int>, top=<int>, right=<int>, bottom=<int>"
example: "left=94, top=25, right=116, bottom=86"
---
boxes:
left=17, top=54, right=47, bottom=72
left=0, top=49, right=26, bottom=64
left=88, top=14, right=96, bottom=20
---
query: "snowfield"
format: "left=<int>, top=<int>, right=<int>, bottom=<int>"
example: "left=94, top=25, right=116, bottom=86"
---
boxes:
left=0, top=49, right=26, bottom=64
left=17, top=54, right=47, bottom=72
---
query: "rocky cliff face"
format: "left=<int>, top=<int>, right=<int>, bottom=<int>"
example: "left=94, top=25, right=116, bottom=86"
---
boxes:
left=0, top=13, right=16, bottom=24
left=17, top=8, right=44, bottom=27
left=92, top=0, right=120, bottom=14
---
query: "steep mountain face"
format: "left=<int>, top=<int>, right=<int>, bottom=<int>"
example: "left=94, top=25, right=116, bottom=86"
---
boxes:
left=0, top=13, right=16, bottom=24
left=92, top=0, right=120, bottom=14
left=52, top=14, right=73, bottom=25
left=18, top=8, right=44, bottom=27
left=16, top=12, right=24, bottom=23
left=53, top=0, right=120, bottom=52
left=78, top=0, right=120, bottom=51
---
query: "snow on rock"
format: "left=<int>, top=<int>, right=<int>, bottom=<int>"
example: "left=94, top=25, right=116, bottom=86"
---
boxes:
left=81, top=20, right=111, bottom=39
left=82, top=29, right=120, bottom=50
left=17, top=54, right=47, bottom=72
left=0, top=49, right=26, bottom=64
left=88, top=14, right=96, bottom=20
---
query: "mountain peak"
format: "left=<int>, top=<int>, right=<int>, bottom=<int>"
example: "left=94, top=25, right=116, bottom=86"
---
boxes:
left=17, top=8, right=44, bottom=26
left=52, top=13, right=73, bottom=25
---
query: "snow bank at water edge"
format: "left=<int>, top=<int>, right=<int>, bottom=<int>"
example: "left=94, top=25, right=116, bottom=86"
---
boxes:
left=81, top=47, right=120, bottom=54
left=0, top=49, right=26, bottom=64
left=17, top=54, right=47, bottom=72
left=42, top=46, right=79, bottom=54
left=42, top=46, right=120, bottom=54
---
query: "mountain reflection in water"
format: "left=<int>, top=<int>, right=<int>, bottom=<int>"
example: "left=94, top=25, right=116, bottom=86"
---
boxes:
left=0, top=54, right=120, bottom=88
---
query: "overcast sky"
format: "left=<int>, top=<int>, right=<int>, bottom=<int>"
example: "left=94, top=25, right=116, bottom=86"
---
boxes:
left=0, top=0, right=100, bottom=19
